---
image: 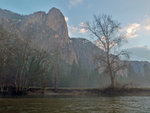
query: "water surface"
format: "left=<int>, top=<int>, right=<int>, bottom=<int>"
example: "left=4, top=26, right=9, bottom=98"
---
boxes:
left=0, top=96, right=150, bottom=113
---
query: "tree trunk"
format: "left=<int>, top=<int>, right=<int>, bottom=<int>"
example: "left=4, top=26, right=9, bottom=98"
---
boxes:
left=107, top=56, right=115, bottom=88
left=108, top=65, right=115, bottom=88
left=106, top=50, right=115, bottom=88
left=110, top=75, right=115, bottom=88
left=54, top=75, right=58, bottom=92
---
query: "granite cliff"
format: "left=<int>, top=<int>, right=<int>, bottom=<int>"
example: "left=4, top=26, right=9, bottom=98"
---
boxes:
left=0, top=7, right=150, bottom=87
left=0, top=7, right=77, bottom=64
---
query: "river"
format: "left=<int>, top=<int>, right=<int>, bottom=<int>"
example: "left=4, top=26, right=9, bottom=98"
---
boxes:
left=0, top=96, right=150, bottom=113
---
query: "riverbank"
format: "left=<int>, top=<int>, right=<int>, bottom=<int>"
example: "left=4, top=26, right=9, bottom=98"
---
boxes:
left=1, top=87, right=150, bottom=97
left=26, top=87, right=150, bottom=96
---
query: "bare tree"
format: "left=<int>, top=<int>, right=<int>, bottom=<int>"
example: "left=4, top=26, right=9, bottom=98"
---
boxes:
left=0, top=26, right=16, bottom=91
left=86, top=14, right=129, bottom=88
left=14, top=37, right=50, bottom=91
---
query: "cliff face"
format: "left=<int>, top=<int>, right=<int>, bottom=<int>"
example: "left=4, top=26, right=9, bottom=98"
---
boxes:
left=46, top=8, right=69, bottom=40
left=71, top=38, right=103, bottom=69
left=125, top=61, right=150, bottom=76
left=71, top=38, right=150, bottom=87
left=0, top=7, right=77, bottom=64
left=0, top=7, right=150, bottom=85
left=71, top=38, right=150, bottom=71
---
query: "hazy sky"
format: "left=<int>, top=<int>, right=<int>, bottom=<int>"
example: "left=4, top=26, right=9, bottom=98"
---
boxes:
left=0, top=0, right=150, bottom=61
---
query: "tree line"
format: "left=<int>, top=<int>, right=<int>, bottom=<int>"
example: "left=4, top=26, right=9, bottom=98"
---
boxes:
left=0, top=26, right=99, bottom=93
left=0, top=14, right=129, bottom=94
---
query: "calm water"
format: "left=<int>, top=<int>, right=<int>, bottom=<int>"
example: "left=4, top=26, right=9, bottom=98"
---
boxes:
left=0, top=96, right=150, bottom=113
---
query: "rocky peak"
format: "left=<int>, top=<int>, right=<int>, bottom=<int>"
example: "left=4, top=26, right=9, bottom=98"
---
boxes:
left=25, top=11, right=46, bottom=26
left=28, top=11, right=46, bottom=20
left=0, top=7, right=77, bottom=64
left=0, top=8, right=24, bottom=21
left=46, top=7, right=69, bottom=40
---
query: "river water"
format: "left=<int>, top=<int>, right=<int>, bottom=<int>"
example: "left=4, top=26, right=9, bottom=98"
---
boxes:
left=0, top=96, right=150, bottom=113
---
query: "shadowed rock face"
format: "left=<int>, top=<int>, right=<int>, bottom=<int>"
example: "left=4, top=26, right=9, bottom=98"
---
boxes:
left=0, top=7, right=77, bottom=64
left=71, top=38, right=103, bottom=69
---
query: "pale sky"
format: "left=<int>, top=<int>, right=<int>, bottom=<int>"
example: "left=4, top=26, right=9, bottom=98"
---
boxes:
left=0, top=0, right=150, bottom=61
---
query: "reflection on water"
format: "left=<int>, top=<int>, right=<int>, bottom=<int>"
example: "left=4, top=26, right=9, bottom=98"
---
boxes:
left=0, top=96, right=150, bottom=113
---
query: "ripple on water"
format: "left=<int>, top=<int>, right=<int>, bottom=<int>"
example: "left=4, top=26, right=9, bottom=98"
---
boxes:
left=0, top=96, right=150, bottom=113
